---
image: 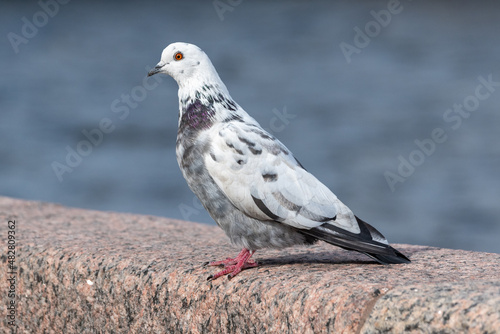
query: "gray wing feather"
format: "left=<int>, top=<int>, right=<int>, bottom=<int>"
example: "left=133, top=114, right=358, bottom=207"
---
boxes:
left=204, top=121, right=359, bottom=233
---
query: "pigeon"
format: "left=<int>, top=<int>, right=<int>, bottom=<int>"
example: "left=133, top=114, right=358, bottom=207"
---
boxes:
left=148, top=42, right=410, bottom=280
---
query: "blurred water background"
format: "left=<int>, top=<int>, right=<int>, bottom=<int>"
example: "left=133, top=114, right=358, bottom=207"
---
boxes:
left=1, top=0, right=499, bottom=253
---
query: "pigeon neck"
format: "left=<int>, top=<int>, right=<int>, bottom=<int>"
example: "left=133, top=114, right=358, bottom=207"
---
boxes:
left=178, top=77, right=230, bottom=100
left=178, top=79, right=237, bottom=113
left=179, top=99, right=216, bottom=131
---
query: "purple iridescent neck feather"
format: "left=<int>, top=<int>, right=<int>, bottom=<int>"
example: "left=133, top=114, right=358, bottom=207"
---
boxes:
left=181, top=99, right=215, bottom=130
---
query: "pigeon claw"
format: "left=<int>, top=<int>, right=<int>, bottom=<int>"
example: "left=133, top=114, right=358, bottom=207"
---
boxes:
left=208, top=257, right=236, bottom=267
left=207, top=248, right=257, bottom=280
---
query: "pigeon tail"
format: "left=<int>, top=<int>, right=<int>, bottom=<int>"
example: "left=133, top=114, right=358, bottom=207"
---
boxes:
left=299, top=216, right=411, bottom=264
left=364, top=247, right=411, bottom=264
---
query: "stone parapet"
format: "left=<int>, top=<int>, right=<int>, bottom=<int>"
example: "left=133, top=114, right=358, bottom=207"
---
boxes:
left=0, top=196, right=499, bottom=333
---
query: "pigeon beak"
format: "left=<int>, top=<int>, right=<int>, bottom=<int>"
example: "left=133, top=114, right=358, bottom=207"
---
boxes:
left=148, top=64, right=164, bottom=77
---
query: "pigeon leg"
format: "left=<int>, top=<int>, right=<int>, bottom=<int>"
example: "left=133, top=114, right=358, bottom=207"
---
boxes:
left=207, top=248, right=257, bottom=267
left=207, top=248, right=258, bottom=280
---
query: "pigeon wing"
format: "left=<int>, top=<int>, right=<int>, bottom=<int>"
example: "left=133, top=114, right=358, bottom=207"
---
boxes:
left=203, top=121, right=359, bottom=233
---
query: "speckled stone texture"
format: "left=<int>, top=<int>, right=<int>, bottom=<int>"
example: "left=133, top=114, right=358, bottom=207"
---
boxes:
left=0, top=196, right=499, bottom=334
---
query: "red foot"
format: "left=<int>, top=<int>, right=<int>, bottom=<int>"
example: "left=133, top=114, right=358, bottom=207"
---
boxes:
left=207, top=248, right=258, bottom=280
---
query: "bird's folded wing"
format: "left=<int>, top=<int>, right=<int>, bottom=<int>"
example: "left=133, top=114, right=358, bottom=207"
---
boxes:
left=203, top=121, right=359, bottom=233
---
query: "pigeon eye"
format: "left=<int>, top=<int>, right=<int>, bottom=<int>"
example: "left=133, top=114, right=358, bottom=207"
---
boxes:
left=174, top=52, right=183, bottom=61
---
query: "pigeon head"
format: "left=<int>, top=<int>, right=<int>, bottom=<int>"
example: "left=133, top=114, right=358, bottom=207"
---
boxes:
left=148, top=42, right=220, bottom=88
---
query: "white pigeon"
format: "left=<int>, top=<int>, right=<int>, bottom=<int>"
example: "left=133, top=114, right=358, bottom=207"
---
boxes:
left=148, top=42, right=410, bottom=280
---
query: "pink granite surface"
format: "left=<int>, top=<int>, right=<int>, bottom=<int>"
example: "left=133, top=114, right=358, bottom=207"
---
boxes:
left=0, top=196, right=499, bottom=333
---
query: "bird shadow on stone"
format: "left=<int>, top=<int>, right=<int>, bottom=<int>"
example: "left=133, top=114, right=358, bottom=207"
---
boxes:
left=257, top=247, right=420, bottom=267
left=257, top=251, right=377, bottom=267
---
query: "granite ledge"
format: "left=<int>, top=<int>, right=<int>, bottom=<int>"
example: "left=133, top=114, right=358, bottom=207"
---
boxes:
left=0, top=196, right=499, bottom=333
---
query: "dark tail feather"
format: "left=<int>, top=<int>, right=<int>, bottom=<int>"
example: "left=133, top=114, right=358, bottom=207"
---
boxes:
left=299, top=216, right=410, bottom=264
left=363, top=246, right=411, bottom=264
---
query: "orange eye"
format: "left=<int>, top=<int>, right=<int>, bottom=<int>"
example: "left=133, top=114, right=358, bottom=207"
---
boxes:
left=174, top=52, right=183, bottom=61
